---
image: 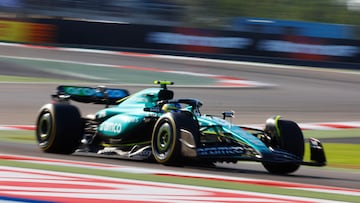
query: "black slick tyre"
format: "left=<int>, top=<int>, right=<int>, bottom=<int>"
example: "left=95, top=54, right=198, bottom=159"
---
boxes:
left=151, top=111, right=198, bottom=165
left=35, top=103, right=83, bottom=154
left=263, top=119, right=305, bottom=174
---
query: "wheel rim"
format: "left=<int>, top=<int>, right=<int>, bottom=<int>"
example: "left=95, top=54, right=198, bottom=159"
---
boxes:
left=37, top=112, right=52, bottom=146
left=155, top=122, right=173, bottom=160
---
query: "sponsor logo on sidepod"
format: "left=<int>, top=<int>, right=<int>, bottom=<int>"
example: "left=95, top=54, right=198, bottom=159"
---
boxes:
left=197, top=146, right=244, bottom=156
left=99, top=122, right=122, bottom=134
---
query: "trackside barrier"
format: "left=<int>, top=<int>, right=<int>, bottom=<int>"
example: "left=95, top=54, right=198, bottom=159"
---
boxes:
left=2, top=18, right=360, bottom=68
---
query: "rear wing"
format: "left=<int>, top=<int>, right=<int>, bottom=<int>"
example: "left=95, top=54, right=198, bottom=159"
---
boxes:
left=52, top=85, right=130, bottom=106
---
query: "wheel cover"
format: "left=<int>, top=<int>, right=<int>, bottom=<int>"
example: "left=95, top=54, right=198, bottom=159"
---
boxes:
left=155, top=122, right=174, bottom=160
left=37, top=112, right=52, bottom=147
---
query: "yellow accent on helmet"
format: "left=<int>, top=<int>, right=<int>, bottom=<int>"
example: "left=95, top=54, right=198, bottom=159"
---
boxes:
left=154, top=80, right=174, bottom=85
left=162, top=103, right=181, bottom=112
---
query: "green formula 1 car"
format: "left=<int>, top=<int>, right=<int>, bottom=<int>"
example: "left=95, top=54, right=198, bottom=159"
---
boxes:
left=35, top=80, right=326, bottom=174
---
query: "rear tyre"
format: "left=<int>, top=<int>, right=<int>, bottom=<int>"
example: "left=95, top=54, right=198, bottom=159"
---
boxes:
left=35, top=103, right=83, bottom=154
left=152, top=111, right=198, bottom=165
left=262, top=117, right=304, bottom=174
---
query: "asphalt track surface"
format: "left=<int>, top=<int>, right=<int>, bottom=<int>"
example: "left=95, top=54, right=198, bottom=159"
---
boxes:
left=0, top=45, right=360, bottom=189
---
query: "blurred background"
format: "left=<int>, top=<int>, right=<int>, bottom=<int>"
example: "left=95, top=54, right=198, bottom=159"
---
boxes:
left=1, top=0, right=360, bottom=34
left=0, top=0, right=360, bottom=66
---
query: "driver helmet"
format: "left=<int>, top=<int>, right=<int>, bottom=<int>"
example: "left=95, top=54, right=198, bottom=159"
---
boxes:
left=162, top=103, right=181, bottom=113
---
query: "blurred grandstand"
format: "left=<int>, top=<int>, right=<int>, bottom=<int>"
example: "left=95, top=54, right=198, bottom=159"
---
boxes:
left=0, top=0, right=359, bottom=66
left=0, top=0, right=186, bottom=26
left=0, top=0, right=359, bottom=39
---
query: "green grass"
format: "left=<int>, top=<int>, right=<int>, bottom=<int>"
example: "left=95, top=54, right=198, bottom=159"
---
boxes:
left=0, top=130, right=35, bottom=144
left=303, top=129, right=360, bottom=169
left=303, top=129, right=360, bottom=139
left=320, top=143, right=360, bottom=169
left=304, top=143, right=360, bottom=169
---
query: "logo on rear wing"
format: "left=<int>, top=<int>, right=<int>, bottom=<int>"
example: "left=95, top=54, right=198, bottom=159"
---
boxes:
left=54, top=85, right=130, bottom=105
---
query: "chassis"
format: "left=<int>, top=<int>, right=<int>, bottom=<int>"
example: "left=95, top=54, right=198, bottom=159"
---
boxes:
left=35, top=81, right=326, bottom=174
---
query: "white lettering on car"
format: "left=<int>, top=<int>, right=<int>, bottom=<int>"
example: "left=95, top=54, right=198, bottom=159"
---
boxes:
left=99, top=122, right=122, bottom=134
left=197, top=146, right=244, bottom=156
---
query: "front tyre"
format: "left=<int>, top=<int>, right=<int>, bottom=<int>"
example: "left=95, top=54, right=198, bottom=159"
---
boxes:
left=152, top=111, right=198, bottom=165
left=262, top=116, right=305, bottom=174
left=35, top=103, right=83, bottom=154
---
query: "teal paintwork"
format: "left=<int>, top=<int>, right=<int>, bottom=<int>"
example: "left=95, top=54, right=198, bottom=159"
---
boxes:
left=96, top=88, right=161, bottom=138
left=41, top=81, right=326, bottom=174
left=96, top=86, right=271, bottom=158
left=37, top=81, right=326, bottom=173
left=98, top=114, right=144, bottom=137
left=197, top=115, right=271, bottom=158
